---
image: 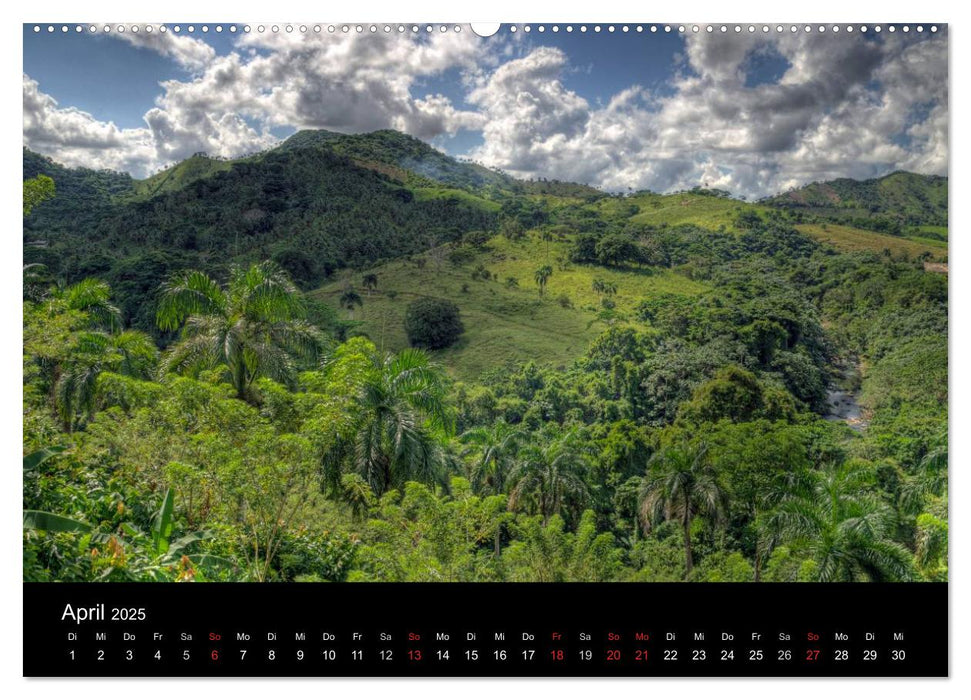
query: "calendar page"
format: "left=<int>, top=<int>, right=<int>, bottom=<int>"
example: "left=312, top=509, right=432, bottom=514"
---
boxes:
left=22, top=21, right=948, bottom=677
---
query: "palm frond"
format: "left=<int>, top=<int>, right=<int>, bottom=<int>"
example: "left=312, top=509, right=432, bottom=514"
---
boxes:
left=61, top=278, right=121, bottom=331
left=159, top=334, right=222, bottom=379
left=242, top=261, right=305, bottom=321
left=156, top=270, right=226, bottom=332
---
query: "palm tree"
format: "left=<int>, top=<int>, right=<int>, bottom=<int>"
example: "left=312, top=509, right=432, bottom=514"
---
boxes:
left=460, top=420, right=524, bottom=554
left=916, top=442, right=948, bottom=495
left=55, top=329, right=158, bottom=430
left=156, top=261, right=323, bottom=402
left=901, top=437, right=948, bottom=513
left=54, top=278, right=121, bottom=331
left=751, top=466, right=815, bottom=581
left=639, top=443, right=727, bottom=577
left=508, top=429, right=590, bottom=525
left=339, top=473, right=375, bottom=520
left=362, top=273, right=379, bottom=296
left=339, top=287, right=363, bottom=318
left=461, top=421, right=524, bottom=495
left=534, top=265, right=553, bottom=297
left=592, top=278, right=617, bottom=302
left=332, top=348, right=452, bottom=497
left=764, top=460, right=916, bottom=582
left=44, top=279, right=154, bottom=429
left=592, top=278, right=606, bottom=299
left=541, top=230, right=553, bottom=260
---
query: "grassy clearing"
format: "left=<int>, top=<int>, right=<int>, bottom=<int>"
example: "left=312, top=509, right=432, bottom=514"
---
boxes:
left=412, top=186, right=502, bottom=212
left=622, top=192, right=766, bottom=231
left=908, top=235, right=950, bottom=249
left=314, top=233, right=707, bottom=380
left=910, top=225, right=948, bottom=240
left=797, top=223, right=947, bottom=260
left=128, top=156, right=234, bottom=200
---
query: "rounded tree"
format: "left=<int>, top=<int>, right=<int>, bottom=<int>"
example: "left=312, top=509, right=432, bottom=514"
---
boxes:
left=404, top=298, right=464, bottom=350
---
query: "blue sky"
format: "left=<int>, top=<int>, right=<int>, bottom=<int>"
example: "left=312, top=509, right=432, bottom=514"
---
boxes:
left=24, top=25, right=240, bottom=128
left=23, top=23, right=948, bottom=198
left=24, top=25, right=687, bottom=130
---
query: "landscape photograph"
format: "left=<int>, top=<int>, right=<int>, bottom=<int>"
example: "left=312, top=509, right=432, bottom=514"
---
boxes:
left=22, top=23, right=948, bottom=583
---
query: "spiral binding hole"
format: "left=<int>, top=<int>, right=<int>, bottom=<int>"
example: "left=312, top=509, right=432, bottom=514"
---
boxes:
left=29, top=22, right=945, bottom=38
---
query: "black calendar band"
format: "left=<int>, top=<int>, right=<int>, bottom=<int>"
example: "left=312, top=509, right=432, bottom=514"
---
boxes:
left=23, top=582, right=947, bottom=677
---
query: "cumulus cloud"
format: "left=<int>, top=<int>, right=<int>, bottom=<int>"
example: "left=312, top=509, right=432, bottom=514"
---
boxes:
left=114, top=30, right=216, bottom=72
left=25, top=29, right=489, bottom=177
left=467, top=47, right=591, bottom=173
left=467, top=30, right=948, bottom=198
left=23, top=28, right=948, bottom=197
left=142, top=28, right=489, bottom=161
left=224, top=29, right=486, bottom=135
left=22, top=74, right=155, bottom=173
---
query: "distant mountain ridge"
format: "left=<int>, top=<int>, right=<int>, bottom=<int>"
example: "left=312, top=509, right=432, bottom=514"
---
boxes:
left=280, top=129, right=509, bottom=191
left=26, top=130, right=946, bottom=213
left=23, top=148, right=134, bottom=224
left=24, top=130, right=947, bottom=339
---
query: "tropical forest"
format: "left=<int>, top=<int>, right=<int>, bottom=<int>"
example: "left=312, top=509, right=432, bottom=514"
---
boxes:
left=22, top=129, right=948, bottom=583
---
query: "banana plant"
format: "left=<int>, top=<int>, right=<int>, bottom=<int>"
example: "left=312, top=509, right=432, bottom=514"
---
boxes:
left=135, top=488, right=234, bottom=568
left=23, top=447, right=91, bottom=533
left=22, top=510, right=91, bottom=533
left=152, top=488, right=175, bottom=556
left=24, top=482, right=234, bottom=579
left=23, top=445, right=68, bottom=472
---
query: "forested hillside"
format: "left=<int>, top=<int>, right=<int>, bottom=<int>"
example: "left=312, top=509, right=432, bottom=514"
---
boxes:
left=23, top=131, right=948, bottom=583
left=763, top=171, right=948, bottom=239
left=24, top=138, right=499, bottom=337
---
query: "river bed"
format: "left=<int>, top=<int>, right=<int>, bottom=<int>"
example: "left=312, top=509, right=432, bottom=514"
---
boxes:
left=824, top=364, right=868, bottom=431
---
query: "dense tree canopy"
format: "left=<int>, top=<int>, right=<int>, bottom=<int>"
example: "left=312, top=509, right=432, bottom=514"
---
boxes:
left=23, top=136, right=947, bottom=584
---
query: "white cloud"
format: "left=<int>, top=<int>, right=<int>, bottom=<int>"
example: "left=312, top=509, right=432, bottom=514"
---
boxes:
left=22, top=74, right=155, bottom=173
left=113, top=30, right=216, bottom=72
left=24, top=29, right=948, bottom=197
left=225, top=29, right=486, bottom=135
left=26, top=29, right=495, bottom=177
left=467, top=47, right=592, bottom=175
left=467, top=30, right=948, bottom=198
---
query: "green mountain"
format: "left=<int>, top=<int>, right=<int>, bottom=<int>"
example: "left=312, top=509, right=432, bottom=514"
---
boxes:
left=127, top=129, right=511, bottom=199
left=128, top=153, right=236, bottom=200
left=763, top=171, right=948, bottom=235
left=282, top=129, right=508, bottom=191
left=21, top=128, right=604, bottom=300
left=23, top=131, right=947, bottom=343
left=23, top=134, right=501, bottom=334
left=23, top=149, right=134, bottom=236
left=279, top=128, right=603, bottom=198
